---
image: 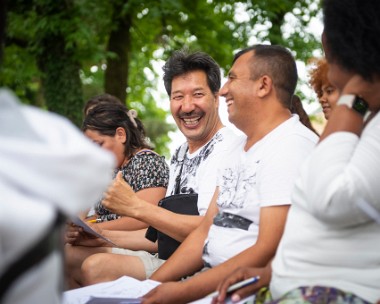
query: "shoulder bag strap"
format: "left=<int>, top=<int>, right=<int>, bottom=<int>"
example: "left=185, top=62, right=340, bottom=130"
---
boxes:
left=0, top=210, right=66, bottom=301
left=174, top=145, right=188, bottom=194
left=145, top=145, right=188, bottom=243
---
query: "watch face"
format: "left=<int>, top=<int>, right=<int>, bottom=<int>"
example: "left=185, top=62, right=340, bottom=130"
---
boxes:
left=353, top=96, right=369, bottom=115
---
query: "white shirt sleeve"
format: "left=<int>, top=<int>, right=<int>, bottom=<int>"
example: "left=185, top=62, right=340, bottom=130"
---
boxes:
left=300, top=115, right=380, bottom=227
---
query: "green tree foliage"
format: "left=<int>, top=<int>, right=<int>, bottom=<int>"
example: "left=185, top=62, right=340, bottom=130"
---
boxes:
left=1, top=0, right=321, bottom=157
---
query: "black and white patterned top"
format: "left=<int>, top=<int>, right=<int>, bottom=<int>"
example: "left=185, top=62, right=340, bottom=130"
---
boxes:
left=95, top=150, right=169, bottom=221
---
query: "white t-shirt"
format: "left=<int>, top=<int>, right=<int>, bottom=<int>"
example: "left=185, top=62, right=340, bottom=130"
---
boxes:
left=271, top=112, right=380, bottom=303
left=167, top=127, right=241, bottom=215
left=202, top=115, right=318, bottom=267
left=0, top=90, right=114, bottom=304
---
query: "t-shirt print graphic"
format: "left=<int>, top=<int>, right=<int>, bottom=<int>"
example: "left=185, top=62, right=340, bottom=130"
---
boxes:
left=217, top=163, right=257, bottom=210
left=170, top=131, right=224, bottom=195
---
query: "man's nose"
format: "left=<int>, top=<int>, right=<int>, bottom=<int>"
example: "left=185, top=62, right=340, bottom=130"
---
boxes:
left=181, top=95, right=196, bottom=112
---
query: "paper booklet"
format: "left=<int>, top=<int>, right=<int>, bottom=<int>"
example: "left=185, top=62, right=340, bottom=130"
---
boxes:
left=62, top=275, right=255, bottom=304
left=62, top=276, right=160, bottom=304
left=71, top=216, right=118, bottom=247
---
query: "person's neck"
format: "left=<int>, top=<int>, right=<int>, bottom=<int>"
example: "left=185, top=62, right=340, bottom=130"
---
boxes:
left=187, top=120, right=224, bottom=154
left=243, top=109, right=291, bottom=151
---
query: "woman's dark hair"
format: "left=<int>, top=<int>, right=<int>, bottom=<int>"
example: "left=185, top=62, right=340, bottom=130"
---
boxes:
left=82, top=102, right=152, bottom=159
left=234, top=45, right=298, bottom=109
left=290, top=95, right=319, bottom=136
left=163, top=49, right=221, bottom=96
left=83, top=93, right=124, bottom=116
left=323, top=0, right=380, bottom=81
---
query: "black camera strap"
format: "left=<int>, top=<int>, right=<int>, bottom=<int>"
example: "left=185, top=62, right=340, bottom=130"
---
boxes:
left=0, top=210, right=66, bottom=301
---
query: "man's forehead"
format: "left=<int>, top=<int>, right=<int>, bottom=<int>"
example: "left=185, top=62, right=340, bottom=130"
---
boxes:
left=229, top=51, right=254, bottom=75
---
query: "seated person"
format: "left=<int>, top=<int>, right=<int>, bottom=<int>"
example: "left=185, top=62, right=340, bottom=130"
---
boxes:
left=65, top=99, right=169, bottom=288
left=104, top=44, right=318, bottom=304
left=309, top=57, right=339, bottom=120
left=65, top=51, right=239, bottom=288
left=81, top=98, right=169, bottom=228
left=213, top=1, right=380, bottom=303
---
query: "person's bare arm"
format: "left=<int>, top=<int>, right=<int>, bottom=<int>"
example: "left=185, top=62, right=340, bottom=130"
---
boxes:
left=142, top=205, right=289, bottom=304
left=103, top=172, right=204, bottom=242
left=96, top=185, right=167, bottom=231
left=66, top=223, right=157, bottom=252
left=101, top=229, right=158, bottom=252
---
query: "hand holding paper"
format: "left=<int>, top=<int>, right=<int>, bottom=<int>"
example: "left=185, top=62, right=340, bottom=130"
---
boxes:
left=69, top=217, right=118, bottom=247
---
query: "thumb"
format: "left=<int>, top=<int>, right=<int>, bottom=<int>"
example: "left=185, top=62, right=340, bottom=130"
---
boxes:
left=116, top=170, right=124, bottom=181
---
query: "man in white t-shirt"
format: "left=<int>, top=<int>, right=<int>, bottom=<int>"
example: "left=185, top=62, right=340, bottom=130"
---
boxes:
left=167, top=127, right=239, bottom=216
left=213, top=2, right=380, bottom=303
left=65, top=50, right=240, bottom=288
left=141, top=45, right=318, bottom=304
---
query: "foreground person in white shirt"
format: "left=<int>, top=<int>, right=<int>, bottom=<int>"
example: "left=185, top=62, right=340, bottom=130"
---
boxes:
left=213, top=1, right=380, bottom=303
left=0, top=90, right=114, bottom=304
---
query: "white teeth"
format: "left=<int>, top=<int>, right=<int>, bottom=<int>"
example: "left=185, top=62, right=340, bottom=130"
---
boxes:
left=226, top=100, right=233, bottom=106
left=183, top=117, right=199, bottom=125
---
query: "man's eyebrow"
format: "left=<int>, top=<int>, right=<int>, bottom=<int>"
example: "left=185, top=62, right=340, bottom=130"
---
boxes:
left=193, top=86, right=207, bottom=91
left=171, top=90, right=183, bottom=95
left=172, top=87, right=206, bottom=94
left=227, top=71, right=235, bottom=77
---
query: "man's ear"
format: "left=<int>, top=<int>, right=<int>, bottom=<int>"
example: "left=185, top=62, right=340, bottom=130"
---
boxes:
left=115, top=127, right=127, bottom=143
left=257, top=75, right=272, bottom=98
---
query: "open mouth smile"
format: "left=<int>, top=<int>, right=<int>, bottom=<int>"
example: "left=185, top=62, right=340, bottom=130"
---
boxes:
left=183, top=117, right=201, bottom=126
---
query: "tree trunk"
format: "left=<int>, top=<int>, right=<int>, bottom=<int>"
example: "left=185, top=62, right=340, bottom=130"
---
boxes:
left=37, top=35, right=83, bottom=127
left=33, top=0, right=83, bottom=126
left=104, top=3, right=132, bottom=103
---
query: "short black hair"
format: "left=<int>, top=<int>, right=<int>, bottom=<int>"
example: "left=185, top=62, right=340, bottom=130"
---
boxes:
left=323, top=0, right=380, bottom=81
left=234, top=45, right=298, bottom=108
left=162, top=50, right=221, bottom=96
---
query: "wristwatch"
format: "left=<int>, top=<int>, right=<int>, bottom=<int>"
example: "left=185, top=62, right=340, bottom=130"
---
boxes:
left=337, top=94, right=369, bottom=117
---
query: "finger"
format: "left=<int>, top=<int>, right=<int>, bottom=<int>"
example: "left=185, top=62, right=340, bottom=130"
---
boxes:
left=102, top=193, right=111, bottom=208
left=211, top=296, right=220, bottom=304
left=64, top=237, right=73, bottom=244
left=229, top=284, right=259, bottom=303
left=141, top=290, right=155, bottom=304
left=116, top=170, right=124, bottom=182
left=65, top=230, right=79, bottom=238
left=216, top=276, right=244, bottom=303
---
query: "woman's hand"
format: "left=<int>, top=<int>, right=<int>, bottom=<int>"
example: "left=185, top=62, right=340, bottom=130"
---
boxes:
left=64, top=222, right=84, bottom=244
left=341, top=74, right=380, bottom=112
left=212, top=265, right=271, bottom=304
left=64, top=221, right=107, bottom=247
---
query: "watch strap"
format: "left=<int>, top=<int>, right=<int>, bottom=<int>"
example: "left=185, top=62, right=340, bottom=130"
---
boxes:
left=337, top=94, right=369, bottom=118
